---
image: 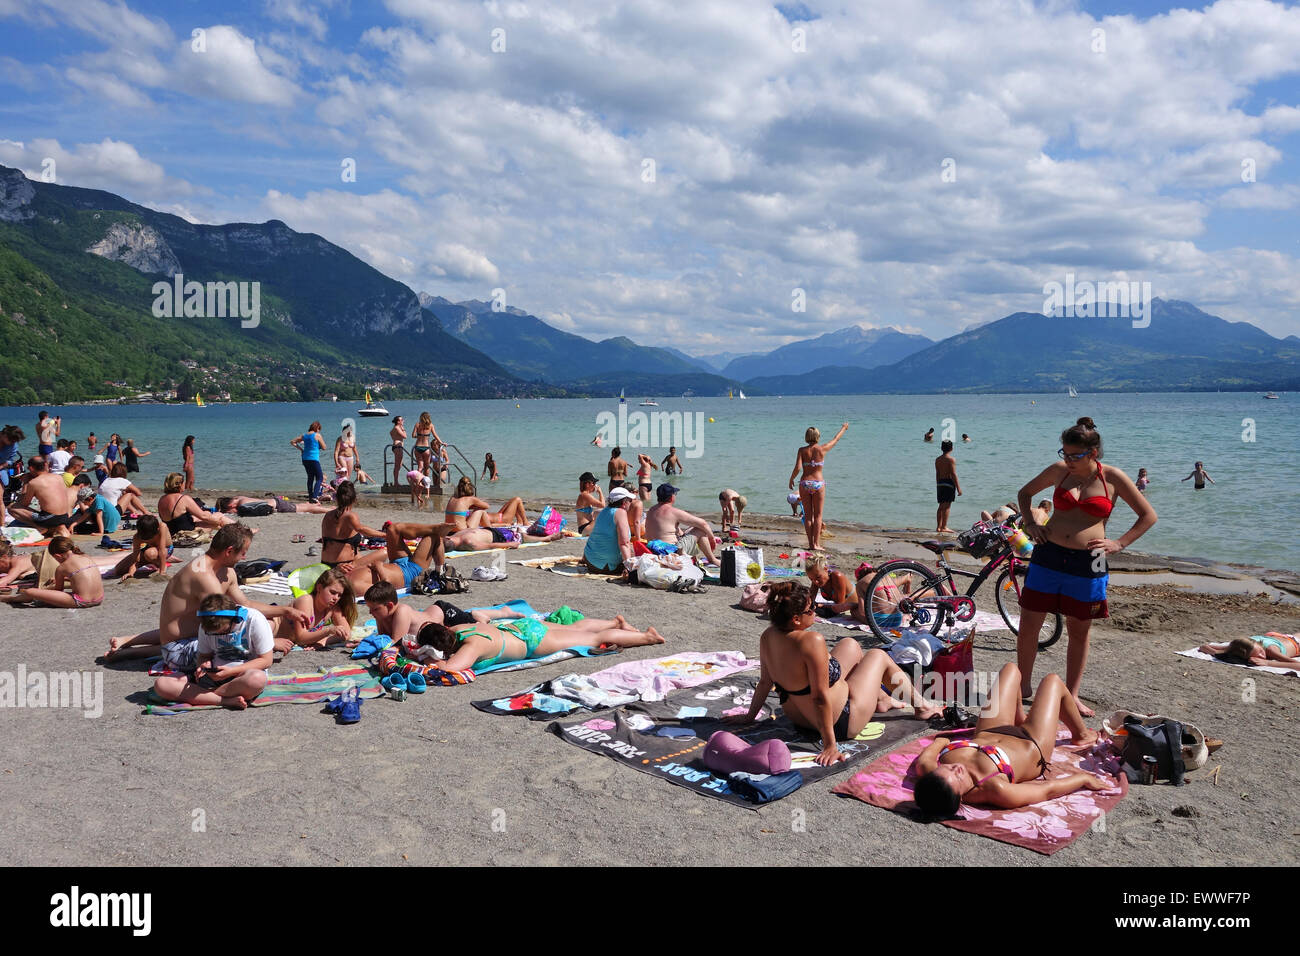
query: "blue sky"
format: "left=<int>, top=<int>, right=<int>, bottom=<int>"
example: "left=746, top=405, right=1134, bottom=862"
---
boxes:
left=2, top=0, right=1299, bottom=349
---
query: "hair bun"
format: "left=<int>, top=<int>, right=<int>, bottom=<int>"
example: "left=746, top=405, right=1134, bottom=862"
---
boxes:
left=1076, top=416, right=1096, bottom=430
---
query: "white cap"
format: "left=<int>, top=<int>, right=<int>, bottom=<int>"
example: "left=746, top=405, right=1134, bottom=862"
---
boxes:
left=607, top=487, right=635, bottom=504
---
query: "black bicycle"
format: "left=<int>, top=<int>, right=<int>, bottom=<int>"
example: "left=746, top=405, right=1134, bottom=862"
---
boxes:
left=861, top=519, right=1064, bottom=649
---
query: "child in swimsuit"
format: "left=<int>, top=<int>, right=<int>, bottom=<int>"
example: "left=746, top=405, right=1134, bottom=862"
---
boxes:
left=0, top=536, right=103, bottom=609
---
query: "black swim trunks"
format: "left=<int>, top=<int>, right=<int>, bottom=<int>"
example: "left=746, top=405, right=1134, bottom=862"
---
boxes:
left=29, top=512, right=72, bottom=529
left=936, top=479, right=956, bottom=504
left=433, top=600, right=476, bottom=627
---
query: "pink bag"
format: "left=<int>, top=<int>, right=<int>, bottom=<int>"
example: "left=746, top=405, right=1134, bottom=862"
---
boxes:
left=739, top=582, right=768, bottom=612
left=527, top=505, right=565, bottom=536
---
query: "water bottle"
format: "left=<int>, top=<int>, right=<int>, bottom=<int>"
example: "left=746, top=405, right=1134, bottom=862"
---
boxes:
left=1007, top=528, right=1034, bottom=559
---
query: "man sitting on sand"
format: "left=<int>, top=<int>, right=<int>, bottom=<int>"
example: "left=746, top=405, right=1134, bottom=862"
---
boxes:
left=645, top=484, right=721, bottom=566
left=152, top=594, right=274, bottom=710
left=9, top=455, right=77, bottom=537
left=103, top=523, right=310, bottom=665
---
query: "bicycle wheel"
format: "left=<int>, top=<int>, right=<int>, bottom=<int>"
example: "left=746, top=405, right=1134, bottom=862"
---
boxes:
left=994, top=565, right=1064, bottom=650
left=863, top=561, right=948, bottom=643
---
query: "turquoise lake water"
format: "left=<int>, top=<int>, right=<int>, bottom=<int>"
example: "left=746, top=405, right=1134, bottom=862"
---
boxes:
left=3, top=392, right=1295, bottom=570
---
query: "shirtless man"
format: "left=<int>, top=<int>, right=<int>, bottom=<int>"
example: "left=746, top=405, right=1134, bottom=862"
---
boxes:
left=36, top=411, right=59, bottom=456
left=607, top=446, right=630, bottom=492
left=9, top=455, right=77, bottom=537
left=361, top=581, right=525, bottom=652
left=644, top=484, right=720, bottom=566
left=935, top=439, right=962, bottom=533
left=101, top=523, right=310, bottom=663
left=661, top=447, right=683, bottom=477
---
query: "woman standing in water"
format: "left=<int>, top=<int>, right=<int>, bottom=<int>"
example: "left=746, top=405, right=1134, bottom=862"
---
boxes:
left=1016, top=417, right=1156, bottom=716
left=789, top=423, right=848, bottom=552
left=181, top=435, right=196, bottom=491
left=390, top=416, right=408, bottom=487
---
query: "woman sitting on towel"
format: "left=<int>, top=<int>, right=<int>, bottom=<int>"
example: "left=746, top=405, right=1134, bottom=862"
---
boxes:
left=911, top=662, right=1107, bottom=815
left=411, top=613, right=665, bottom=672
left=734, top=581, right=942, bottom=767
left=272, top=566, right=358, bottom=652
left=1198, top=635, right=1300, bottom=671
left=158, top=473, right=237, bottom=535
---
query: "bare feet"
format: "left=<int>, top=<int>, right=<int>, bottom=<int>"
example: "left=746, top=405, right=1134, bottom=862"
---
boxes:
left=1074, top=696, right=1096, bottom=718
left=1072, top=727, right=1099, bottom=746
left=613, top=614, right=628, bottom=630
left=222, top=695, right=249, bottom=710
left=875, top=689, right=907, bottom=712
left=645, top=626, right=666, bottom=645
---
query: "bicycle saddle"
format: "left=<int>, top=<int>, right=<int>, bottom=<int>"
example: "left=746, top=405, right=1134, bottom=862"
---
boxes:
left=920, top=541, right=961, bottom=553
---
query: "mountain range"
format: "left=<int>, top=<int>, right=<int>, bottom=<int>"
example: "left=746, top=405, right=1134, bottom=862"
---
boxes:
left=2, top=163, right=1297, bottom=403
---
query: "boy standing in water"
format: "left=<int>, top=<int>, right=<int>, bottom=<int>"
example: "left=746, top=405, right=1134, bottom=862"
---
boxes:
left=935, top=439, right=961, bottom=533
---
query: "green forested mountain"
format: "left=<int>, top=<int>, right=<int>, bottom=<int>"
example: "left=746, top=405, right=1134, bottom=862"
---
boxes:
left=0, top=165, right=530, bottom=404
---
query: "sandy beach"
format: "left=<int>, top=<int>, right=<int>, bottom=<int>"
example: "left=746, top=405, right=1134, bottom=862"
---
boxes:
left=1, top=494, right=1297, bottom=867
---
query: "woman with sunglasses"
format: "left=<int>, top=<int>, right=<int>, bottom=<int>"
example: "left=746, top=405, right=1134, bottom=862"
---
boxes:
left=733, top=581, right=941, bottom=767
left=1015, top=417, right=1156, bottom=715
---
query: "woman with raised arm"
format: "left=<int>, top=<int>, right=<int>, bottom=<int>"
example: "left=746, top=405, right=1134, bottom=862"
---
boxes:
left=1015, top=417, right=1156, bottom=715
left=789, top=422, right=848, bottom=551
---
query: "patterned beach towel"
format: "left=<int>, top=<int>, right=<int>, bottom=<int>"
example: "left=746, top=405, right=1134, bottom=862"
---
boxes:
left=831, top=730, right=1128, bottom=855
left=143, top=664, right=383, bottom=715
left=472, top=651, right=757, bottom=718
left=547, top=671, right=928, bottom=808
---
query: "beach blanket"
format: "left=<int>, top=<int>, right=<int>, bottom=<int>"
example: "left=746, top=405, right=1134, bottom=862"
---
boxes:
left=547, top=671, right=927, bottom=808
left=831, top=730, right=1128, bottom=854
left=472, top=650, right=757, bottom=718
left=1, top=526, right=48, bottom=546
left=143, top=664, right=383, bottom=715
left=510, top=555, right=614, bottom=579
left=242, top=568, right=409, bottom=599
left=1177, top=647, right=1298, bottom=678
left=702, top=565, right=803, bottom=584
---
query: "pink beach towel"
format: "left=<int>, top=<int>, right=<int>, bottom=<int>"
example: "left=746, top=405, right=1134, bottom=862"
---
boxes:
left=832, top=729, right=1128, bottom=855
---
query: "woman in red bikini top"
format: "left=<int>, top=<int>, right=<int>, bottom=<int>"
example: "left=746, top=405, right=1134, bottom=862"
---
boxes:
left=1012, top=417, right=1157, bottom=714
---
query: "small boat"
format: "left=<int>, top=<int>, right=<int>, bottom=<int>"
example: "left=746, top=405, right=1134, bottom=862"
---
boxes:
left=1264, top=392, right=1280, bottom=399
left=1068, top=384, right=1078, bottom=398
left=619, top=388, right=626, bottom=405
left=357, top=390, right=388, bottom=417
left=738, top=388, right=747, bottom=400
left=639, top=398, right=659, bottom=407
left=195, top=394, right=205, bottom=407
left=728, top=388, right=734, bottom=399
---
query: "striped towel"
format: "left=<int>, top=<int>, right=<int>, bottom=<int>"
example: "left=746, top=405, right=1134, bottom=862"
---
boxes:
left=143, top=664, right=384, bottom=715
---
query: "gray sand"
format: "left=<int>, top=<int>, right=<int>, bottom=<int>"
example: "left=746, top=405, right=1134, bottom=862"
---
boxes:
left=1, top=501, right=1297, bottom=866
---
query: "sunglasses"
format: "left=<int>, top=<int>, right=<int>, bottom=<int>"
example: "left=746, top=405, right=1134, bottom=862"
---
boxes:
left=1057, top=448, right=1092, bottom=462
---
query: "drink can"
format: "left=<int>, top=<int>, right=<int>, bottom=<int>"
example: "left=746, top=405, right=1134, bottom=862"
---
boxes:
left=1140, top=755, right=1158, bottom=785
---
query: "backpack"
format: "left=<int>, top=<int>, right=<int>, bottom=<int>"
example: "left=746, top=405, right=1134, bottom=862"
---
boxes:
left=437, top=564, right=469, bottom=594
left=1118, top=717, right=1186, bottom=785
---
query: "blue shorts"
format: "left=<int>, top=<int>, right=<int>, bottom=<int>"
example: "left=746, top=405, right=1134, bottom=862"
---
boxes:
left=393, top=557, right=422, bottom=590
left=873, top=611, right=903, bottom=629
left=1021, top=540, right=1108, bottom=620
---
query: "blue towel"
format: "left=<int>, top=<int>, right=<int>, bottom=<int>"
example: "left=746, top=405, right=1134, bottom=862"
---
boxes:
left=351, top=633, right=394, bottom=660
left=727, top=770, right=804, bottom=803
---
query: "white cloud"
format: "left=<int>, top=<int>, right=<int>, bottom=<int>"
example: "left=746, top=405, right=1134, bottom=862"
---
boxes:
left=0, top=137, right=196, bottom=202
left=170, top=25, right=302, bottom=106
